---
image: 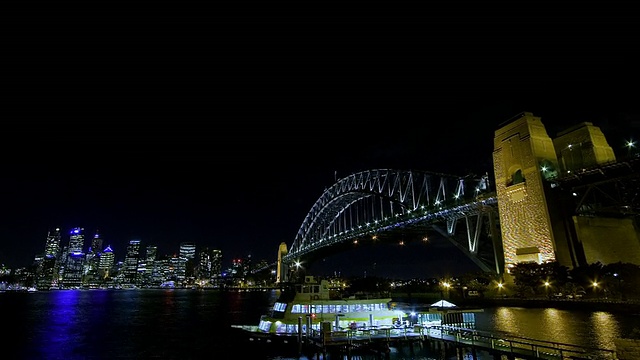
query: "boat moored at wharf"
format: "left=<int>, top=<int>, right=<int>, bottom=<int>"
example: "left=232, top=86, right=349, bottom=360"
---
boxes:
left=231, top=276, right=404, bottom=343
left=230, top=276, right=483, bottom=349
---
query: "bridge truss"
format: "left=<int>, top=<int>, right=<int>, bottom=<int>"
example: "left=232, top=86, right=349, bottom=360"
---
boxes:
left=280, top=169, right=501, bottom=278
left=551, top=156, right=640, bottom=218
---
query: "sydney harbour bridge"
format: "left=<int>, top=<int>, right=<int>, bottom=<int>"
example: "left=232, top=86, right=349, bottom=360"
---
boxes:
left=252, top=169, right=503, bottom=281
left=255, top=115, right=640, bottom=281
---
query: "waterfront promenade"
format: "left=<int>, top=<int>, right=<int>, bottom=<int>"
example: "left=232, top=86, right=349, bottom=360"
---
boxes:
left=450, top=296, right=640, bottom=314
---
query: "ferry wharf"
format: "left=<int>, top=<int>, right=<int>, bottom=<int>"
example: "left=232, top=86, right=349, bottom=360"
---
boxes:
left=301, top=325, right=618, bottom=360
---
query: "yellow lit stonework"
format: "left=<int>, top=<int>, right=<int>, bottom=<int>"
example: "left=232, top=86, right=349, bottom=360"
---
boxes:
left=493, top=113, right=557, bottom=267
left=553, top=122, right=616, bottom=173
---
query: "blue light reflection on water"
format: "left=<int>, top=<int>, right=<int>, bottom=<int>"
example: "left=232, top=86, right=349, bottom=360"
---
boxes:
left=2, top=290, right=638, bottom=360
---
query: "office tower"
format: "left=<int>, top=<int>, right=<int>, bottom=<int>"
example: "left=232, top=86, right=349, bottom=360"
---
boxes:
left=136, top=244, right=157, bottom=286
left=38, top=228, right=63, bottom=289
left=179, top=242, right=196, bottom=260
left=44, top=228, right=62, bottom=259
left=84, top=231, right=104, bottom=288
left=90, top=231, right=103, bottom=255
left=210, top=249, right=222, bottom=282
left=68, top=227, right=85, bottom=255
left=61, top=228, right=85, bottom=288
left=178, top=242, right=196, bottom=286
left=197, top=247, right=212, bottom=285
left=123, top=239, right=141, bottom=286
left=98, top=245, right=115, bottom=279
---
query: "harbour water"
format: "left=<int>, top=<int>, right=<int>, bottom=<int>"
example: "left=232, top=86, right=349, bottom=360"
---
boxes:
left=1, top=289, right=638, bottom=359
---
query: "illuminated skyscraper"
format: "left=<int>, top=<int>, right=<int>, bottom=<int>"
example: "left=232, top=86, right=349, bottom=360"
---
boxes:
left=44, top=228, right=62, bottom=259
left=38, top=228, right=63, bottom=289
left=98, top=245, right=115, bottom=278
left=178, top=242, right=196, bottom=285
left=210, top=249, right=222, bottom=286
left=68, top=227, right=85, bottom=255
left=61, top=227, right=86, bottom=288
left=197, top=247, right=212, bottom=283
left=179, top=242, right=196, bottom=260
left=90, top=231, right=103, bottom=255
left=123, top=239, right=141, bottom=285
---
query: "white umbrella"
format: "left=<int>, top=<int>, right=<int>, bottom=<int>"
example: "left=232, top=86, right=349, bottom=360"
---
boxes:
left=431, top=299, right=457, bottom=308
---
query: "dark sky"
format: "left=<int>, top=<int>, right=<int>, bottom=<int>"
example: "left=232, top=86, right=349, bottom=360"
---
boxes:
left=2, top=11, right=639, bottom=277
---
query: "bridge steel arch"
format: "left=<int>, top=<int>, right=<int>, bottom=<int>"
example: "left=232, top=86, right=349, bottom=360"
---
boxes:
left=279, top=169, right=501, bottom=281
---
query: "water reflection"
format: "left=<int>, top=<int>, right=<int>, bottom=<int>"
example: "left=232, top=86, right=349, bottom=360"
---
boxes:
left=590, top=312, right=619, bottom=350
left=480, top=306, right=626, bottom=350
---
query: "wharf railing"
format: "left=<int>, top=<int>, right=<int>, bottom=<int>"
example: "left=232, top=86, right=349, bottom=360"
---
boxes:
left=421, top=325, right=617, bottom=360
left=308, top=324, right=617, bottom=359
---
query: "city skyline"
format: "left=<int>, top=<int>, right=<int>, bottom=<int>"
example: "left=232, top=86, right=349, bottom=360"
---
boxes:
left=2, top=112, right=638, bottom=278
left=3, top=13, right=639, bottom=278
left=7, top=225, right=246, bottom=272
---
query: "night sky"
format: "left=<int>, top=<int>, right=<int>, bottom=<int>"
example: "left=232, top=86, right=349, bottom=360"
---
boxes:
left=2, top=11, right=639, bottom=278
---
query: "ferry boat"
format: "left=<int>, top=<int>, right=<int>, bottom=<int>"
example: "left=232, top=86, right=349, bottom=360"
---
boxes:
left=231, top=275, right=407, bottom=343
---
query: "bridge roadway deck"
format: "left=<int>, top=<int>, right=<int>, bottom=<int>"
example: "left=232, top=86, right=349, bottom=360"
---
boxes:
left=305, top=325, right=617, bottom=359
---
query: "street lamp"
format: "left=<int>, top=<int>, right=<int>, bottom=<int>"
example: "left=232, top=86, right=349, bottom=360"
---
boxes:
left=544, top=281, right=550, bottom=298
left=441, top=281, right=451, bottom=300
left=626, top=140, right=636, bottom=158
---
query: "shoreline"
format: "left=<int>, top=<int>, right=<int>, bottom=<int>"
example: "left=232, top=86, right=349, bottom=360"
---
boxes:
left=391, top=293, right=640, bottom=313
